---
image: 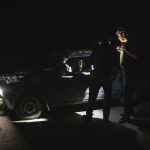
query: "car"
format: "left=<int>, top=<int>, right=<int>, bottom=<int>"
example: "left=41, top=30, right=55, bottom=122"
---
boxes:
left=0, top=50, right=123, bottom=120
left=64, top=50, right=92, bottom=74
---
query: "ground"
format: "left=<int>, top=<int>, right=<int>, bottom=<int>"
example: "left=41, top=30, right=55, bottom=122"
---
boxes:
left=0, top=102, right=150, bottom=150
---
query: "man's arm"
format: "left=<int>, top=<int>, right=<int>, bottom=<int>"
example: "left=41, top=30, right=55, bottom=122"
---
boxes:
left=116, top=45, right=138, bottom=60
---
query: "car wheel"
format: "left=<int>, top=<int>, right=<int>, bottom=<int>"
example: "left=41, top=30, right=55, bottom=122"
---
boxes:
left=15, top=96, right=42, bottom=120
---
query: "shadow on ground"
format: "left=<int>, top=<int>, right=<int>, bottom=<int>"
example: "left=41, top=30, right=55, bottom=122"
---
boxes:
left=129, top=108, right=150, bottom=135
left=13, top=112, right=140, bottom=150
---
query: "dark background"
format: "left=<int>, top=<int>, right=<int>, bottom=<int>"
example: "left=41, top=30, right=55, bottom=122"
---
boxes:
left=0, top=1, right=150, bottom=72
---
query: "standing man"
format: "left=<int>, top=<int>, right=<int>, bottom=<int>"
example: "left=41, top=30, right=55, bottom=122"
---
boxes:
left=116, top=28, right=139, bottom=123
left=83, top=35, right=118, bottom=122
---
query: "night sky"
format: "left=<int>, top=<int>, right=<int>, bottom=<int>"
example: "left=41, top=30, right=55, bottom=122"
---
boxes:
left=0, top=1, right=150, bottom=72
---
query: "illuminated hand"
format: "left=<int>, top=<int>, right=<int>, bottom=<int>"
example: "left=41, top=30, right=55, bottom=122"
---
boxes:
left=116, top=46, right=125, bottom=53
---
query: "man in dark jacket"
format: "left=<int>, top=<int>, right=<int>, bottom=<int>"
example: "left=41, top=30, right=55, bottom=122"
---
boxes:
left=83, top=35, right=118, bottom=122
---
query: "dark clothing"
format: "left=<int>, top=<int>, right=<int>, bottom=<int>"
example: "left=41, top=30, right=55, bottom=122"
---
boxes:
left=87, top=75, right=112, bottom=119
left=121, top=70, right=135, bottom=115
left=86, top=40, right=118, bottom=119
left=90, top=42, right=118, bottom=75
left=119, top=39, right=139, bottom=116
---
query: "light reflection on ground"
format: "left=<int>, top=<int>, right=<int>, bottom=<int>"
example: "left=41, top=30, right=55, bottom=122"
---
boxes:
left=75, top=110, right=103, bottom=119
left=83, top=87, right=104, bottom=100
left=12, top=118, right=48, bottom=123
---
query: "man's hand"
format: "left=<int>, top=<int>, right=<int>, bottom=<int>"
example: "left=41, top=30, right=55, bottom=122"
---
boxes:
left=116, top=46, right=125, bottom=53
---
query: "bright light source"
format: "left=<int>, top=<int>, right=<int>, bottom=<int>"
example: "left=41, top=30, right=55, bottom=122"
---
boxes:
left=68, top=66, right=72, bottom=72
left=91, top=65, right=94, bottom=70
left=82, top=72, right=90, bottom=75
left=61, top=76, right=74, bottom=78
left=75, top=111, right=86, bottom=116
left=12, top=118, right=48, bottom=123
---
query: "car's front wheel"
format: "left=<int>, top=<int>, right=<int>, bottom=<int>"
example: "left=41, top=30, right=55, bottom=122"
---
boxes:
left=15, top=96, right=43, bottom=120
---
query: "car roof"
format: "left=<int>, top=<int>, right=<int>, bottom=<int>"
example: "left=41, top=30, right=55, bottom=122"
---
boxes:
left=68, top=50, right=92, bottom=59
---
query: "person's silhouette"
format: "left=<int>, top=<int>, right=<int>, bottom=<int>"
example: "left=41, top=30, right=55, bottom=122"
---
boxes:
left=83, top=35, right=118, bottom=122
left=115, top=28, right=139, bottom=123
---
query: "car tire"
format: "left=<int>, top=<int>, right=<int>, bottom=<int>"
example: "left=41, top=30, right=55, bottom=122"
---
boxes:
left=15, top=96, right=43, bottom=120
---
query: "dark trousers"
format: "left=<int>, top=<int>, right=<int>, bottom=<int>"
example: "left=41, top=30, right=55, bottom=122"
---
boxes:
left=86, top=75, right=112, bottom=119
left=122, top=70, right=135, bottom=115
